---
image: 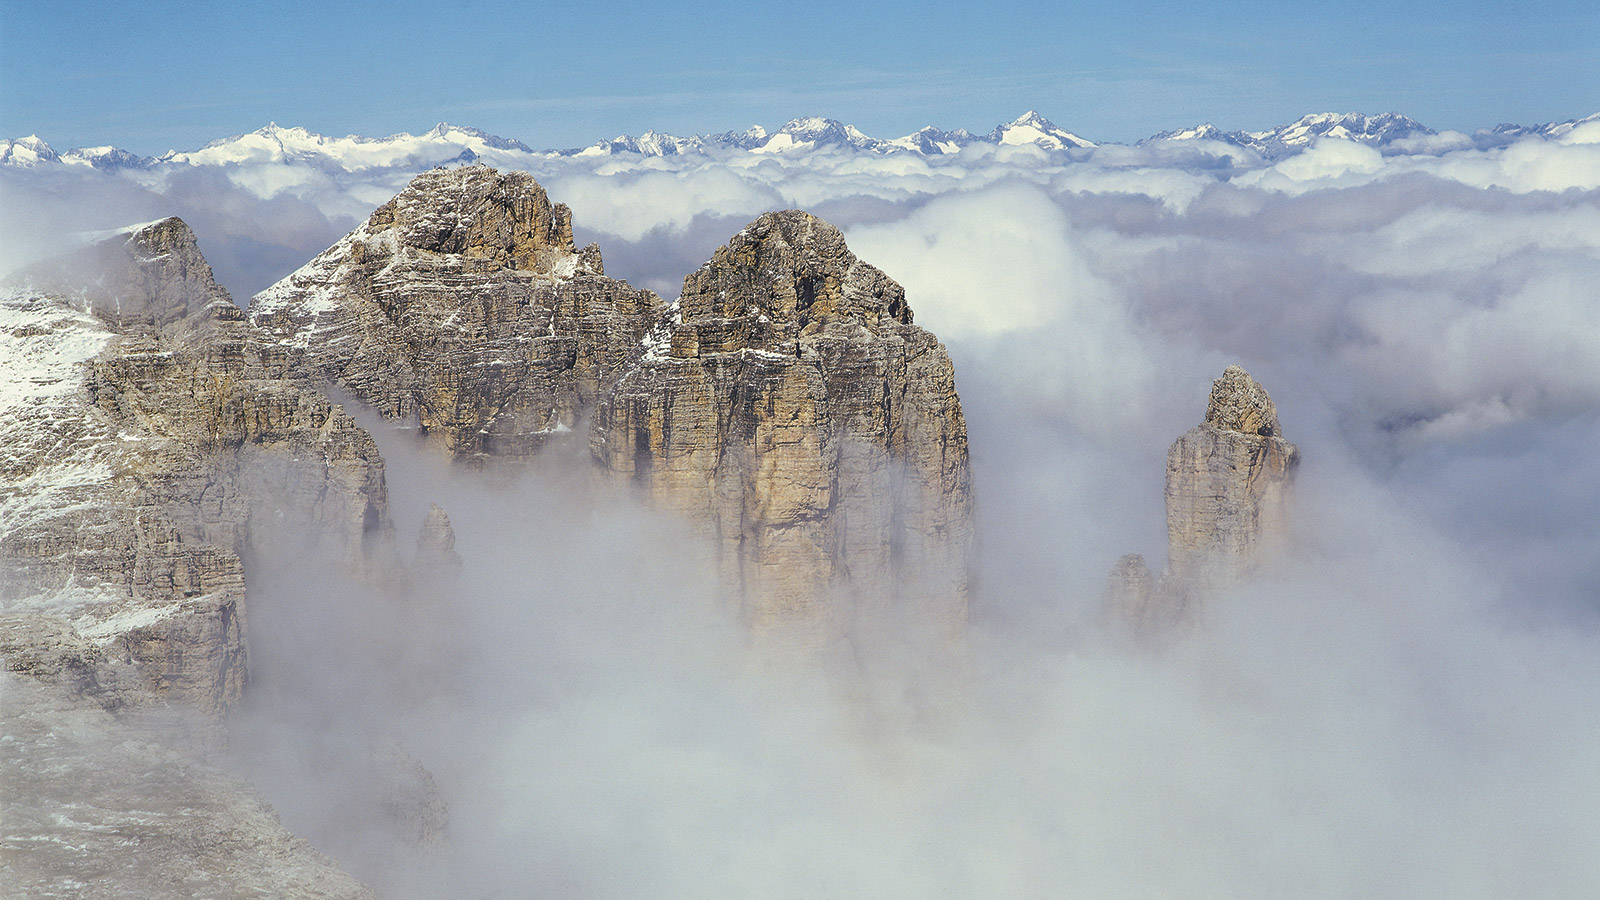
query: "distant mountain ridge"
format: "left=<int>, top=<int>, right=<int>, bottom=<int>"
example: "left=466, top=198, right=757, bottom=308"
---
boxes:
left=1143, top=112, right=1436, bottom=157
left=565, top=111, right=1090, bottom=157
left=5, top=110, right=1596, bottom=172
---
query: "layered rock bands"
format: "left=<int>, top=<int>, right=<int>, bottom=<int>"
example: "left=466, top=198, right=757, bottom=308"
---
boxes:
left=249, top=165, right=662, bottom=463
left=254, top=167, right=976, bottom=644
left=1105, top=365, right=1300, bottom=636
left=591, top=210, right=973, bottom=642
left=0, top=218, right=393, bottom=718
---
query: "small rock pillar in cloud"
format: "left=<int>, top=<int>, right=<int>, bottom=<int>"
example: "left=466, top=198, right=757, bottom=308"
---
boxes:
left=1106, top=365, right=1300, bottom=638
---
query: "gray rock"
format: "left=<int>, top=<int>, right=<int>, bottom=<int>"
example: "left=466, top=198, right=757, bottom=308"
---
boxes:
left=591, top=210, right=975, bottom=644
left=1, top=218, right=395, bottom=717
left=0, top=671, right=377, bottom=900
left=1105, top=365, right=1299, bottom=633
left=413, top=502, right=463, bottom=577
left=248, top=165, right=664, bottom=464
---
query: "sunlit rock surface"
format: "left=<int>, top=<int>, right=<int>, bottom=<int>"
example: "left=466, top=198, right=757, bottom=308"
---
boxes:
left=0, top=217, right=393, bottom=716
left=591, top=210, right=975, bottom=643
left=249, top=165, right=663, bottom=464
left=1106, top=365, right=1299, bottom=636
left=1166, top=365, right=1300, bottom=587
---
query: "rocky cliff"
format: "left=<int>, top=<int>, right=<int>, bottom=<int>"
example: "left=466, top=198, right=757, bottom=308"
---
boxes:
left=0, top=217, right=393, bottom=717
left=249, top=169, right=975, bottom=645
left=0, top=218, right=406, bottom=898
left=591, top=210, right=974, bottom=643
left=248, top=165, right=663, bottom=464
left=1105, top=365, right=1299, bottom=635
left=1166, top=365, right=1300, bottom=587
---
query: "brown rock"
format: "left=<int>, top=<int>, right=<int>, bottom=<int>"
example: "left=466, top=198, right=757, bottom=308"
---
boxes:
left=248, top=165, right=664, bottom=464
left=1105, top=365, right=1299, bottom=634
left=591, top=210, right=974, bottom=644
left=1, top=218, right=395, bottom=717
left=1166, top=365, right=1300, bottom=587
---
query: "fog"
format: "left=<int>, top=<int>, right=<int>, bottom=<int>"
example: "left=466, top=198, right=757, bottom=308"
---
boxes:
left=10, top=129, right=1600, bottom=896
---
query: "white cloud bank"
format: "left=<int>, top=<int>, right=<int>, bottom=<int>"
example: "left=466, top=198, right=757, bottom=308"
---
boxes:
left=8, top=125, right=1600, bottom=898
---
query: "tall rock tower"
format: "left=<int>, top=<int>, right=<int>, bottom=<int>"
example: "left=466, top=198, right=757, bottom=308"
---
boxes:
left=591, top=211, right=974, bottom=645
left=1165, top=365, right=1300, bottom=587
left=1105, top=365, right=1299, bottom=636
left=249, top=165, right=663, bottom=464
left=251, top=172, right=975, bottom=648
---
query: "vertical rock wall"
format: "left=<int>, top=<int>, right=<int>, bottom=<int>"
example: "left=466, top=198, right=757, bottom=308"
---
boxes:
left=592, top=211, right=974, bottom=644
left=1, top=218, right=394, bottom=716
left=1106, top=365, right=1299, bottom=637
left=248, top=165, right=663, bottom=464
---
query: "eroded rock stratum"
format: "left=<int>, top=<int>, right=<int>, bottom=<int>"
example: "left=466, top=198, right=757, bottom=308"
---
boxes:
left=254, top=168, right=976, bottom=646
left=249, top=165, right=663, bottom=463
left=592, top=210, right=974, bottom=643
left=1105, top=365, right=1299, bottom=636
left=1, top=218, right=394, bottom=899
left=1, top=218, right=393, bottom=717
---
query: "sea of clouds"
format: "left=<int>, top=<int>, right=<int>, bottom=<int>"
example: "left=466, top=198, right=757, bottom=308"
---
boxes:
left=6, top=123, right=1600, bottom=897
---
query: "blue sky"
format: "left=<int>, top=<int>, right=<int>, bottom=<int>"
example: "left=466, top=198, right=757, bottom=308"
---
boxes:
left=2, top=0, right=1596, bottom=153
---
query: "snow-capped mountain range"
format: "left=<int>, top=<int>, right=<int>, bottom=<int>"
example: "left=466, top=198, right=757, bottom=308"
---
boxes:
left=1142, top=112, right=1443, bottom=158
left=567, top=111, right=1093, bottom=157
left=4, top=110, right=1596, bottom=174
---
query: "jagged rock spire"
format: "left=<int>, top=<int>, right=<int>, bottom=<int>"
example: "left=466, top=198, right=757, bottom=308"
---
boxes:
left=1106, top=365, right=1300, bottom=637
left=1203, top=364, right=1280, bottom=436
left=1167, top=365, right=1299, bottom=586
left=592, top=210, right=972, bottom=646
left=413, top=503, right=463, bottom=577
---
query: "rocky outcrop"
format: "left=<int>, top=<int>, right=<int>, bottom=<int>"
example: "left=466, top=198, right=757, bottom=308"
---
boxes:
left=1166, top=365, right=1300, bottom=587
left=413, top=502, right=463, bottom=577
left=373, top=741, right=451, bottom=849
left=0, top=613, right=129, bottom=711
left=246, top=172, right=974, bottom=646
left=0, top=218, right=394, bottom=717
left=591, top=211, right=974, bottom=643
left=1106, top=366, right=1299, bottom=635
left=248, top=165, right=663, bottom=464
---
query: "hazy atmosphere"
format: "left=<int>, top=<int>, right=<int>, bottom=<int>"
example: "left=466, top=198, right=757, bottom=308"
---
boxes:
left=4, top=2, right=1600, bottom=898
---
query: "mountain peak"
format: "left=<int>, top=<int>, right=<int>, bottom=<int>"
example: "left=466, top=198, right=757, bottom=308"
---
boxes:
left=0, top=134, right=61, bottom=167
left=1203, top=365, right=1282, bottom=437
left=991, top=110, right=1095, bottom=150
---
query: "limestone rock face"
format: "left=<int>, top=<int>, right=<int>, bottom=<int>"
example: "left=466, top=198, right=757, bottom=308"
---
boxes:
left=248, top=165, right=664, bottom=464
left=591, top=211, right=974, bottom=642
left=1202, top=363, right=1281, bottom=437
left=374, top=741, right=451, bottom=849
left=1106, top=366, right=1299, bottom=635
left=1166, top=365, right=1300, bottom=587
left=0, top=218, right=394, bottom=717
left=17, top=216, right=233, bottom=329
left=0, top=613, right=128, bottom=711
